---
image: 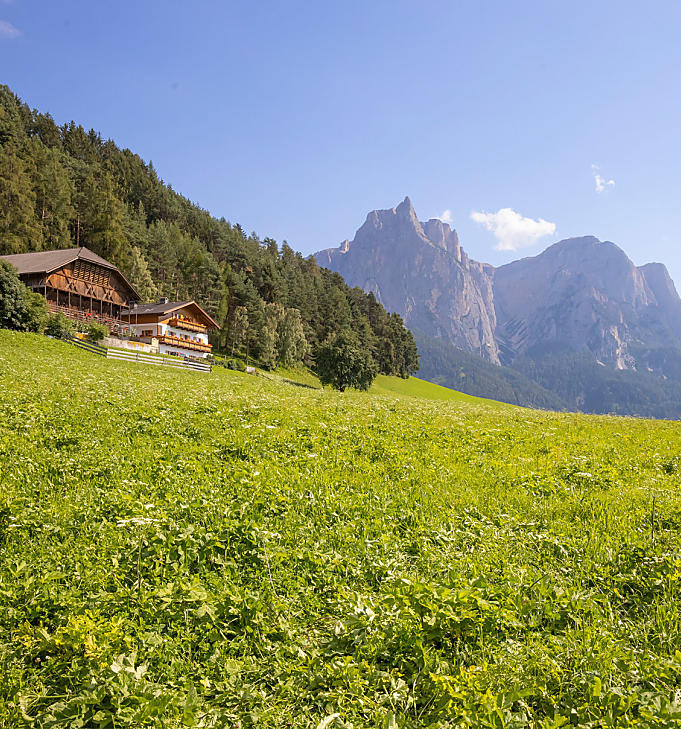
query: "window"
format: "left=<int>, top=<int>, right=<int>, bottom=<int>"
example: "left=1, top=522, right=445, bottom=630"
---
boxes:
left=141, top=329, right=153, bottom=337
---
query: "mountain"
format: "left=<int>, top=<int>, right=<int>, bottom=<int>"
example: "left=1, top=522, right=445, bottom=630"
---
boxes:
left=316, top=197, right=500, bottom=363
left=315, top=198, right=681, bottom=416
left=494, top=236, right=681, bottom=370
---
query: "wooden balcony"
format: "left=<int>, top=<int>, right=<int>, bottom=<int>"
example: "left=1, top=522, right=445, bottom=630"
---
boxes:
left=46, top=302, right=123, bottom=332
left=156, top=334, right=212, bottom=353
left=167, top=316, right=206, bottom=333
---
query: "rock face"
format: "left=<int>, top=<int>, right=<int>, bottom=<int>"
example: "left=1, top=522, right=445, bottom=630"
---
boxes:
left=496, top=237, right=653, bottom=369
left=315, top=197, right=500, bottom=363
left=314, top=199, right=681, bottom=372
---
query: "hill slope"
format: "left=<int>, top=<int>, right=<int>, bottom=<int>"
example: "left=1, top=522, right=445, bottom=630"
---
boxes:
left=412, top=329, right=568, bottom=411
left=0, top=85, right=417, bottom=377
left=2, top=331, right=681, bottom=727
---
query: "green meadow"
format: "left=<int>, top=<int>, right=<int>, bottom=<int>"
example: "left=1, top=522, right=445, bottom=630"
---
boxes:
left=1, top=330, right=681, bottom=728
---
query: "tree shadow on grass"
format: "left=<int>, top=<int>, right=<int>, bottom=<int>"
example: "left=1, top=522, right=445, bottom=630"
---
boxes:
left=282, top=378, right=319, bottom=390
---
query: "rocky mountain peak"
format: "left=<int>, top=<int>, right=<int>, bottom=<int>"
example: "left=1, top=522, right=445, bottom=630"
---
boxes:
left=422, top=218, right=462, bottom=260
left=358, top=196, right=423, bottom=241
left=396, top=195, right=416, bottom=216
left=314, top=197, right=499, bottom=363
left=314, top=197, right=681, bottom=375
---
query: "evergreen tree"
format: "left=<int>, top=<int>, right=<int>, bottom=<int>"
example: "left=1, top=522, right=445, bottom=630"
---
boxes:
left=229, top=306, right=249, bottom=356
left=30, top=112, right=62, bottom=149
left=0, top=86, right=27, bottom=144
left=81, top=171, right=129, bottom=266
left=126, top=246, right=158, bottom=301
left=0, top=142, right=42, bottom=254
left=122, top=202, right=150, bottom=252
left=29, top=139, right=74, bottom=248
left=147, top=221, right=181, bottom=293
left=258, top=303, right=281, bottom=369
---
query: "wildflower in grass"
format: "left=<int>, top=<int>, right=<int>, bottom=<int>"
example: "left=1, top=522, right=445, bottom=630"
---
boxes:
left=116, top=517, right=158, bottom=528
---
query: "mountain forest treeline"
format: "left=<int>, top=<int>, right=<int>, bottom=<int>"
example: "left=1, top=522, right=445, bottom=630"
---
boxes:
left=0, top=86, right=418, bottom=375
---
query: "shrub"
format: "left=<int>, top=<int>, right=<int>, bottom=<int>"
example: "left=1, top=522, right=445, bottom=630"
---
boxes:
left=0, top=260, right=26, bottom=330
left=45, top=313, right=74, bottom=340
left=0, top=260, right=48, bottom=332
left=21, top=290, right=49, bottom=332
left=224, top=358, right=246, bottom=372
left=85, top=321, right=108, bottom=343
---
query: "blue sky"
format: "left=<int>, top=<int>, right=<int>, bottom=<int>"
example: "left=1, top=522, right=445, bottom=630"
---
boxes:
left=2, top=1, right=680, bottom=282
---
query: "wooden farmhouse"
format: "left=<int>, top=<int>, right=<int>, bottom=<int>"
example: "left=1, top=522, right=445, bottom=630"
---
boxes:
left=1, top=247, right=140, bottom=332
left=121, top=299, right=219, bottom=358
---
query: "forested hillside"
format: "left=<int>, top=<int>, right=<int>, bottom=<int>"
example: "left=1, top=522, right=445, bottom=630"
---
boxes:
left=412, top=330, right=567, bottom=411
left=0, top=86, right=417, bottom=375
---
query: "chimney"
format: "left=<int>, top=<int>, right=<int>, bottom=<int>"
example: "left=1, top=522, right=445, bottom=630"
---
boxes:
left=159, top=297, right=170, bottom=304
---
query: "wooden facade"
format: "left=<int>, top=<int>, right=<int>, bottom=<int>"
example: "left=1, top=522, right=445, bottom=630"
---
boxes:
left=1, top=247, right=140, bottom=332
left=121, top=300, right=219, bottom=359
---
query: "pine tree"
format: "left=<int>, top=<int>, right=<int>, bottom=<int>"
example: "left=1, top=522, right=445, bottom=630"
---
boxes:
left=122, top=202, right=150, bottom=253
left=30, top=112, right=62, bottom=149
left=0, top=86, right=28, bottom=144
left=81, top=171, right=129, bottom=267
left=29, top=139, right=74, bottom=249
left=0, top=142, right=42, bottom=254
left=229, top=306, right=249, bottom=356
left=126, top=247, right=158, bottom=301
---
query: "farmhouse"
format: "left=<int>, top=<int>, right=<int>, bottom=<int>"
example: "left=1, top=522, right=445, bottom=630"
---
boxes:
left=0, top=246, right=140, bottom=332
left=121, top=299, right=219, bottom=359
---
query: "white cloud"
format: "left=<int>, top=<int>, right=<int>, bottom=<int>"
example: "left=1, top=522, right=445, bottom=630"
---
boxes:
left=437, top=209, right=453, bottom=225
left=470, top=207, right=556, bottom=251
left=592, top=164, right=615, bottom=193
left=0, top=20, right=19, bottom=38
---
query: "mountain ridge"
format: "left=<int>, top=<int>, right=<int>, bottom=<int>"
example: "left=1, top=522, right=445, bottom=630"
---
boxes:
left=314, top=198, right=681, bottom=415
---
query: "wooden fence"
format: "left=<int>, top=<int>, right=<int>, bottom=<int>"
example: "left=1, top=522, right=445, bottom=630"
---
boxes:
left=69, top=337, right=212, bottom=373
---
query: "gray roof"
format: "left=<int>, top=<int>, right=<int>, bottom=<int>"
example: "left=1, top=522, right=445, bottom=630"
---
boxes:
left=1, top=247, right=119, bottom=275
left=124, top=301, right=193, bottom=315
left=122, top=300, right=220, bottom=329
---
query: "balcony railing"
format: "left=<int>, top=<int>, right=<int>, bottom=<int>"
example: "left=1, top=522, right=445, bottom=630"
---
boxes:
left=46, top=302, right=123, bottom=332
left=167, top=316, right=206, bottom=333
left=155, top=334, right=212, bottom=353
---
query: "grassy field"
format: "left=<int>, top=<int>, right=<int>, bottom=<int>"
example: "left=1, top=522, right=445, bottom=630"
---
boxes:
left=370, top=375, right=506, bottom=407
left=1, top=331, right=681, bottom=728
left=271, top=368, right=506, bottom=407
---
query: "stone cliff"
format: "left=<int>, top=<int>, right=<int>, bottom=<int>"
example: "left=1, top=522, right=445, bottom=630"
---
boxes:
left=315, top=197, right=500, bottom=363
left=314, top=198, right=681, bottom=372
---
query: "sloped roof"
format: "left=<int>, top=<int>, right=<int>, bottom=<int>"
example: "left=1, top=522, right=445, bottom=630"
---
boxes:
left=122, top=300, right=220, bottom=329
left=2, top=247, right=118, bottom=275
left=1, top=246, right=140, bottom=299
